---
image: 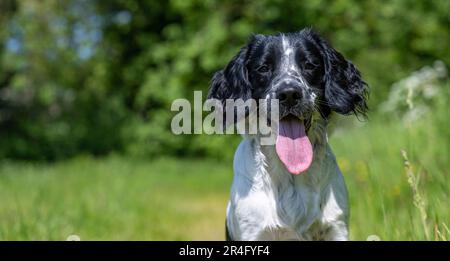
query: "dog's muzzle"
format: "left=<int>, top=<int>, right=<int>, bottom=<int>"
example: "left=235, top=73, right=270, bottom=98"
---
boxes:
left=273, top=80, right=314, bottom=121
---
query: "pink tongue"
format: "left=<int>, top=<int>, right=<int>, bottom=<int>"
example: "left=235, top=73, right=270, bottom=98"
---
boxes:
left=275, top=117, right=313, bottom=175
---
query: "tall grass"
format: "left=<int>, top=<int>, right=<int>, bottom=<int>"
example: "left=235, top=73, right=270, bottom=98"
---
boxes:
left=401, top=149, right=430, bottom=240
left=330, top=78, right=449, bottom=240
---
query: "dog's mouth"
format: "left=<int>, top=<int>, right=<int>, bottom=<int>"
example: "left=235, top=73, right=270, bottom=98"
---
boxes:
left=275, top=114, right=313, bottom=175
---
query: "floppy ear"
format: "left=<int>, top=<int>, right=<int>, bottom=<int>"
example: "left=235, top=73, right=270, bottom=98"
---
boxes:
left=312, top=32, right=369, bottom=117
left=207, top=46, right=251, bottom=102
left=207, top=44, right=254, bottom=128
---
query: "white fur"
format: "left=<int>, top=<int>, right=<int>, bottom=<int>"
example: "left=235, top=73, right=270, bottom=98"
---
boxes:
left=279, top=35, right=311, bottom=92
left=226, top=119, right=349, bottom=241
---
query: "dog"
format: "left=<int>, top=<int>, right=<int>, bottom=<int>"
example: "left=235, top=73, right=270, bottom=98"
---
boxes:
left=207, top=28, right=368, bottom=241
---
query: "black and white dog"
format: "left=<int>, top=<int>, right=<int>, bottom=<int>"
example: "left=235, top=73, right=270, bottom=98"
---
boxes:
left=207, top=28, right=368, bottom=240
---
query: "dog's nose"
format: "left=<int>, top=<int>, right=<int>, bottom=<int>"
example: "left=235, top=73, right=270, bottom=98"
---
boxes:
left=277, top=87, right=302, bottom=106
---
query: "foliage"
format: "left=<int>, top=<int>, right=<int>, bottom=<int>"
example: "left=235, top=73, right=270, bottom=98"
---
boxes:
left=381, top=60, right=448, bottom=125
left=0, top=0, right=449, bottom=159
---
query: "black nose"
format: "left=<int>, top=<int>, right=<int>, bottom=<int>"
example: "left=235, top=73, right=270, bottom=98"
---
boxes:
left=277, top=87, right=302, bottom=106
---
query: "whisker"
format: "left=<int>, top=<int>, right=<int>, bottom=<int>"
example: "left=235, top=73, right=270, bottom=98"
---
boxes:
left=314, top=100, right=332, bottom=106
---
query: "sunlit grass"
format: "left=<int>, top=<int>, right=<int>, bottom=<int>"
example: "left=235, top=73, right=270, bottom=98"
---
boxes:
left=330, top=101, right=449, bottom=240
left=0, top=157, right=231, bottom=240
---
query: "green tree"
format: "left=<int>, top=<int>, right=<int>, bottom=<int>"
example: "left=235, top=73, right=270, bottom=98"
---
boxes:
left=1, top=0, right=448, bottom=160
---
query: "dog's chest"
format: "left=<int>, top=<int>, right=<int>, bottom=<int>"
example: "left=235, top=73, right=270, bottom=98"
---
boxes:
left=246, top=166, right=323, bottom=239
left=229, top=139, right=342, bottom=240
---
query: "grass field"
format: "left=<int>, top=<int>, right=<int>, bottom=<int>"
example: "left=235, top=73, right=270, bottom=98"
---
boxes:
left=0, top=99, right=449, bottom=241
left=0, top=156, right=232, bottom=240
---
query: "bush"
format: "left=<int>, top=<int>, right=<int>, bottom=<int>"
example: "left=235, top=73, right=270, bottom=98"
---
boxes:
left=0, top=0, right=449, bottom=160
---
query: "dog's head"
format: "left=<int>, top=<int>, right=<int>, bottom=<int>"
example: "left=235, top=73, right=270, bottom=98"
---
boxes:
left=208, top=28, right=368, bottom=174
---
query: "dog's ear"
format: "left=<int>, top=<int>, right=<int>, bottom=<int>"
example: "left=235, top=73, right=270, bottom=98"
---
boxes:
left=207, top=38, right=259, bottom=127
left=310, top=31, right=369, bottom=117
left=207, top=45, right=252, bottom=102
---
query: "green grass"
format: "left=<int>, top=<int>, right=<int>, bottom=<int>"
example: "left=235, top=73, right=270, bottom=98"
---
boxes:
left=329, top=95, right=449, bottom=240
left=0, top=100, right=448, bottom=241
left=0, top=156, right=232, bottom=240
left=330, top=117, right=449, bottom=240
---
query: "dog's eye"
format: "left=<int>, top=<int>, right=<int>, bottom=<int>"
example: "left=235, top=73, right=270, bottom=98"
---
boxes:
left=257, top=64, right=271, bottom=74
left=304, top=62, right=318, bottom=71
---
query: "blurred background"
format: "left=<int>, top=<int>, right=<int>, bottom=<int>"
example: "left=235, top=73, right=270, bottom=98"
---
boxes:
left=0, top=0, right=448, bottom=240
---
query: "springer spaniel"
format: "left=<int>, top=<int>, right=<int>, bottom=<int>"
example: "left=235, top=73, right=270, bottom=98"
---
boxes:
left=207, top=28, right=368, bottom=241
